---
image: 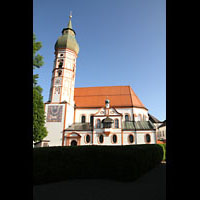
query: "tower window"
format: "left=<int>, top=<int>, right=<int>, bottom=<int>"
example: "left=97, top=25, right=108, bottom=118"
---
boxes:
left=60, top=54, right=63, bottom=57
left=58, top=62, right=63, bottom=69
left=58, top=70, right=62, bottom=76
left=81, top=115, right=86, bottom=123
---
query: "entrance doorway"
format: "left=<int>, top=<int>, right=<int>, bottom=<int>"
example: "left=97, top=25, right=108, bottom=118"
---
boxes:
left=71, top=140, right=77, bottom=146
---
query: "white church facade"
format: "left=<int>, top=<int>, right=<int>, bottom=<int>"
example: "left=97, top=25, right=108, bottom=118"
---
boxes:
left=40, top=15, right=158, bottom=147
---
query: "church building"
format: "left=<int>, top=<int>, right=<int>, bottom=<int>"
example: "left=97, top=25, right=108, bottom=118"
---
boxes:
left=42, top=15, right=158, bottom=147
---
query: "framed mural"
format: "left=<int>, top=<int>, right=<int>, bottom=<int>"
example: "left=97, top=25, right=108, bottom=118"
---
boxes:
left=47, top=105, right=63, bottom=122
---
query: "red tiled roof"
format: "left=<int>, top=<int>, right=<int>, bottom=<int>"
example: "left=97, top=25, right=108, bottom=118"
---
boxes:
left=74, top=86, right=147, bottom=110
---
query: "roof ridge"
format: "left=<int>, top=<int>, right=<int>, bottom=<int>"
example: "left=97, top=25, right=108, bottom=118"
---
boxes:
left=74, top=85, right=147, bottom=110
left=75, top=85, right=130, bottom=89
left=75, top=94, right=131, bottom=97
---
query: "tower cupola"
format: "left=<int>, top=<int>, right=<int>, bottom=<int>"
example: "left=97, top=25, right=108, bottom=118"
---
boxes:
left=55, top=14, right=80, bottom=55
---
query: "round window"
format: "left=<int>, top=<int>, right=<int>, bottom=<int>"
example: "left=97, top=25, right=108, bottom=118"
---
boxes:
left=146, top=134, right=151, bottom=143
left=99, top=134, right=104, bottom=143
left=112, top=134, right=117, bottom=143
left=128, top=134, right=134, bottom=143
left=86, top=135, right=90, bottom=143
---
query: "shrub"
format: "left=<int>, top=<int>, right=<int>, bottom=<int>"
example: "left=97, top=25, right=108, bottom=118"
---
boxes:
left=33, top=144, right=163, bottom=185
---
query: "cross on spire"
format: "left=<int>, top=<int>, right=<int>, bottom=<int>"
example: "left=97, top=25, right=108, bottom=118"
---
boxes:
left=67, top=11, right=73, bottom=29
left=69, top=11, right=72, bottom=19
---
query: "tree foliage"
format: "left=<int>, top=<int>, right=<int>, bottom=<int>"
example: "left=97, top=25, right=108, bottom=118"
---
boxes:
left=33, top=33, right=48, bottom=142
left=33, top=33, right=44, bottom=69
left=33, top=85, right=48, bottom=142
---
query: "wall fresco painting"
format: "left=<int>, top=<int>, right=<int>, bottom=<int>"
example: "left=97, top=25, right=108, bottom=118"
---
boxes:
left=47, top=105, right=63, bottom=122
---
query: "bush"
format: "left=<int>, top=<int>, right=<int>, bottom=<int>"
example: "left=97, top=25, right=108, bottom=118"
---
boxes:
left=33, top=144, right=163, bottom=185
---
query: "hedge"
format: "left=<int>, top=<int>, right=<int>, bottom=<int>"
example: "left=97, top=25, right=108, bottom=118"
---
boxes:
left=33, top=144, right=163, bottom=185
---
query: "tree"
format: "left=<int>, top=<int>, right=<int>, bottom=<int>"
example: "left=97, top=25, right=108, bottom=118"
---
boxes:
left=33, top=33, right=44, bottom=85
left=33, top=33, right=48, bottom=142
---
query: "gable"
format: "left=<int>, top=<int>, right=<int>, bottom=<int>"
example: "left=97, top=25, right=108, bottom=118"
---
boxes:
left=93, top=107, right=122, bottom=116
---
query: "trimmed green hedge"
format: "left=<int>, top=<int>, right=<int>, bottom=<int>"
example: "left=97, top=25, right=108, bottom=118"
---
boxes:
left=33, top=144, right=163, bottom=185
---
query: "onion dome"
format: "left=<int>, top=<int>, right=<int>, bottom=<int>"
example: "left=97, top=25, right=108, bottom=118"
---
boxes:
left=55, top=14, right=79, bottom=55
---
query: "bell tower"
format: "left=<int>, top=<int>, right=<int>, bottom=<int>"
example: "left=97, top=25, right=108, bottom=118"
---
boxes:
left=49, top=13, right=79, bottom=104
left=44, top=14, right=80, bottom=146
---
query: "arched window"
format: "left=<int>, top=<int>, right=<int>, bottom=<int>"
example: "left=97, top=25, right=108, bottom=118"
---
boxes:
left=97, top=119, right=101, bottom=128
left=99, top=134, right=104, bottom=143
left=58, top=61, right=63, bottom=69
left=125, top=114, right=129, bottom=122
left=58, top=70, right=62, bottom=77
left=102, top=117, right=113, bottom=128
left=128, top=134, right=134, bottom=143
left=145, top=134, right=151, bottom=143
left=81, top=115, right=86, bottom=123
left=85, top=135, right=90, bottom=143
left=114, top=119, right=119, bottom=128
left=112, top=134, right=117, bottom=143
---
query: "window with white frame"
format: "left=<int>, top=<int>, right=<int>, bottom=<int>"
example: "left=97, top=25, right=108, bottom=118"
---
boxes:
left=81, top=115, right=86, bottom=123
left=125, top=114, right=129, bottom=122
left=114, top=119, right=119, bottom=128
left=96, top=119, right=101, bottom=128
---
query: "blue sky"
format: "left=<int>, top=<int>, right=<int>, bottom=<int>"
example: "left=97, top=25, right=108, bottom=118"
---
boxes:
left=33, top=0, right=166, bottom=121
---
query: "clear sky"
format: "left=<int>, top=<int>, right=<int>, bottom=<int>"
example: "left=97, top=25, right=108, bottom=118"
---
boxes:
left=33, top=0, right=166, bottom=121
